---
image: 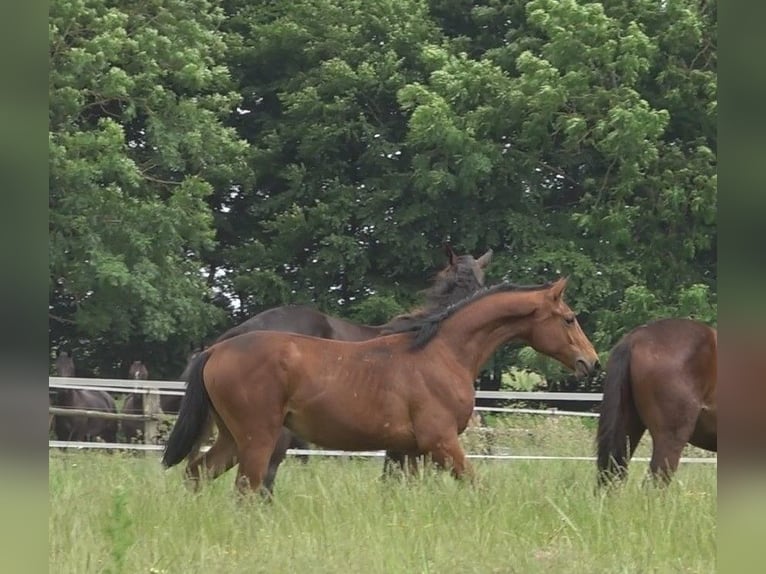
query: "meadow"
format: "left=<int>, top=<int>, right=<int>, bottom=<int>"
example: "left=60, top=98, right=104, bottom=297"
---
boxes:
left=49, top=415, right=716, bottom=574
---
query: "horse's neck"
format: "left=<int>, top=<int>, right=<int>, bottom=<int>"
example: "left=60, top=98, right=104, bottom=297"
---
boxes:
left=436, top=292, right=538, bottom=375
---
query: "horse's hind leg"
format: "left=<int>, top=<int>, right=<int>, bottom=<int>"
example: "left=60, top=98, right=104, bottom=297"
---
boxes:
left=406, top=454, right=421, bottom=478
left=289, top=432, right=310, bottom=464
left=647, top=406, right=700, bottom=486
left=260, top=428, right=292, bottom=497
left=235, top=430, right=284, bottom=500
left=620, top=410, right=647, bottom=479
left=648, top=440, right=686, bottom=486
left=185, top=416, right=237, bottom=491
left=381, top=451, right=406, bottom=480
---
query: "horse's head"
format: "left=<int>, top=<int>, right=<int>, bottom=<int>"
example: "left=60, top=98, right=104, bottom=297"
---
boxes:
left=525, top=277, right=600, bottom=378
left=54, top=351, right=75, bottom=377
left=425, top=244, right=493, bottom=307
left=129, top=360, right=149, bottom=380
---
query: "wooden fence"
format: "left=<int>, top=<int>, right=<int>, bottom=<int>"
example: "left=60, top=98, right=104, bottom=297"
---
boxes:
left=48, top=377, right=604, bottom=442
left=47, top=377, right=717, bottom=465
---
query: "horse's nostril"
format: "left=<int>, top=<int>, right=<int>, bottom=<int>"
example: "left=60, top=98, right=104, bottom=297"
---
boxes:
left=576, top=358, right=599, bottom=375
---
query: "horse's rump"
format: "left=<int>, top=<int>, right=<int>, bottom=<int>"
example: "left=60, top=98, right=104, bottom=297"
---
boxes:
left=596, top=317, right=717, bottom=486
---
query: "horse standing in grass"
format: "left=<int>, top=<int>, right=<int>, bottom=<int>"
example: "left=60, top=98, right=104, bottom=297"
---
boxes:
left=121, top=361, right=150, bottom=443
left=163, top=277, right=599, bottom=497
left=51, top=351, right=118, bottom=443
left=596, top=318, right=717, bottom=486
left=178, top=245, right=493, bottom=493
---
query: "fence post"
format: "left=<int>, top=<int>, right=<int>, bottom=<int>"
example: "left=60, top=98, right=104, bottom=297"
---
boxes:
left=143, top=389, right=161, bottom=446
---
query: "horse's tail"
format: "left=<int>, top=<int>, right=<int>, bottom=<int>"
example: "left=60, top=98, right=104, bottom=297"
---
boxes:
left=162, top=349, right=213, bottom=468
left=596, top=337, right=633, bottom=486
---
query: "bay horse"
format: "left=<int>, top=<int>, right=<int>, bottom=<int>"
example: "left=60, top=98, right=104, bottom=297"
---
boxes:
left=162, top=277, right=599, bottom=497
left=51, top=351, right=118, bottom=443
left=596, top=318, right=717, bottom=486
left=121, top=360, right=150, bottom=443
left=180, top=245, right=493, bottom=492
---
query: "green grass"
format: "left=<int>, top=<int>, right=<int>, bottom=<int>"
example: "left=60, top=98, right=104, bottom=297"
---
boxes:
left=49, top=417, right=716, bottom=574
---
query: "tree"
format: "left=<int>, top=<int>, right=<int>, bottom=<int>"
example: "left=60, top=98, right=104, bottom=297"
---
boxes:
left=48, top=0, right=716, bottom=387
left=49, top=0, right=250, bottom=376
left=398, top=0, right=716, bottom=383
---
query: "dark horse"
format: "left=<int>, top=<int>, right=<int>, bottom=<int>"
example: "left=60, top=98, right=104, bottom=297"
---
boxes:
left=179, top=245, right=493, bottom=493
left=121, top=360, right=150, bottom=443
left=51, top=351, right=118, bottom=443
left=596, top=318, right=717, bottom=486
left=163, top=277, right=600, bottom=497
left=154, top=355, right=192, bottom=416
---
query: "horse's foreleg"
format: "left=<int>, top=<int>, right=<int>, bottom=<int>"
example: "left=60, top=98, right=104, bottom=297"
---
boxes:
left=427, top=435, right=474, bottom=482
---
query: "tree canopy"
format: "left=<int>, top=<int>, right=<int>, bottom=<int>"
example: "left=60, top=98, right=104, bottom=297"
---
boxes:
left=49, top=0, right=716, bottom=384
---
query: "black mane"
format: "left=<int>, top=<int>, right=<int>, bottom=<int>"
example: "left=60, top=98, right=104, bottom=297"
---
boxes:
left=379, top=254, right=486, bottom=331
left=384, top=281, right=553, bottom=349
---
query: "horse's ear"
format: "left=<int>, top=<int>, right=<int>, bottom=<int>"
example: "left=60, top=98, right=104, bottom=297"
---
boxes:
left=444, top=243, right=457, bottom=265
left=477, top=248, right=493, bottom=268
left=548, top=276, right=569, bottom=301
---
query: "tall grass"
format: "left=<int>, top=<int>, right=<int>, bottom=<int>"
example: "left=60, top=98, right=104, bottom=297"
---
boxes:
left=49, top=417, right=716, bottom=574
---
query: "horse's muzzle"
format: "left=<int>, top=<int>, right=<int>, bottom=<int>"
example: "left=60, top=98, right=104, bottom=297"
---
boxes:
left=575, top=358, right=600, bottom=378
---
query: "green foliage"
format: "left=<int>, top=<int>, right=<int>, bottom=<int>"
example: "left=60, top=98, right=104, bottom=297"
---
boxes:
left=501, top=367, right=546, bottom=391
left=49, top=0, right=249, bottom=375
left=594, top=282, right=717, bottom=349
left=49, top=0, right=716, bottom=383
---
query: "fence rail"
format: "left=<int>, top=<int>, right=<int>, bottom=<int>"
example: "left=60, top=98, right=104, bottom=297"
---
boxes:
left=48, top=377, right=717, bottom=465
left=47, top=440, right=717, bottom=465
left=49, top=378, right=603, bottom=433
left=49, top=377, right=604, bottom=400
left=48, top=377, right=720, bottom=468
left=50, top=377, right=187, bottom=393
left=48, top=377, right=609, bottom=452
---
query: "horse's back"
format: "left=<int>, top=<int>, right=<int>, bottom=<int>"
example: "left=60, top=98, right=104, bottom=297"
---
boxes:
left=218, top=305, right=336, bottom=342
left=83, top=389, right=117, bottom=412
left=629, top=318, right=716, bottom=374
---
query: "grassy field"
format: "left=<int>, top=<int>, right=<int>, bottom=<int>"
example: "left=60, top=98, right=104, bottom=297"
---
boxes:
left=49, top=416, right=716, bottom=574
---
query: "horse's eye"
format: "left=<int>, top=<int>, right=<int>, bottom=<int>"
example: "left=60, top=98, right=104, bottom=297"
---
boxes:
left=564, top=316, right=576, bottom=325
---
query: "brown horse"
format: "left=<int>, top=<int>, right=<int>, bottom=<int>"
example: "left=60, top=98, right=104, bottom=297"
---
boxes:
left=596, top=318, right=717, bottom=486
left=179, top=245, right=493, bottom=492
left=51, top=351, right=118, bottom=443
left=162, top=277, right=599, bottom=497
left=121, top=361, right=150, bottom=443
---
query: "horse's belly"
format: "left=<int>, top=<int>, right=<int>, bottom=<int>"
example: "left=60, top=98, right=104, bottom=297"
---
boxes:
left=286, top=406, right=415, bottom=452
left=691, top=405, right=717, bottom=452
